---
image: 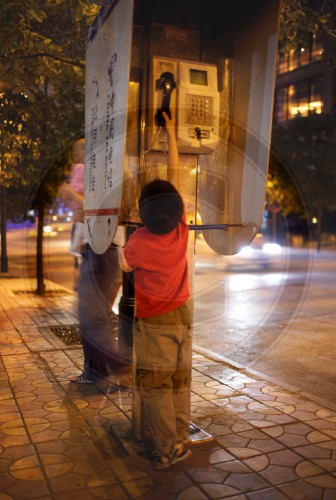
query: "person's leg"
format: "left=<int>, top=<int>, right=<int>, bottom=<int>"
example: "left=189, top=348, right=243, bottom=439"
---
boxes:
left=134, top=317, right=178, bottom=458
left=107, top=281, right=121, bottom=322
left=171, top=302, right=192, bottom=443
left=96, top=246, right=125, bottom=369
left=70, top=223, right=80, bottom=290
left=109, top=282, right=121, bottom=309
left=73, top=256, right=80, bottom=291
left=96, top=244, right=121, bottom=317
left=77, top=245, right=123, bottom=379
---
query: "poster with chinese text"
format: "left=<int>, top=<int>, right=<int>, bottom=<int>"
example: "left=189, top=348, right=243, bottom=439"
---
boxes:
left=84, top=0, right=134, bottom=253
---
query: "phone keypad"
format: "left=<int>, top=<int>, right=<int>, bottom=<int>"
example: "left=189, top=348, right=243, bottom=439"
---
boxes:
left=186, top=94, right=214, bottom=125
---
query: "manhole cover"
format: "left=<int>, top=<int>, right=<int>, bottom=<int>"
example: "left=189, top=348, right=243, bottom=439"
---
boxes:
left=49, top=325, right=81, bottom=345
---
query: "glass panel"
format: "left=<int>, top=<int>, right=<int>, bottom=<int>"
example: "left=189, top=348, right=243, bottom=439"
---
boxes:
left=289, top=49, right=299, bottom=71
left=274, top=87, right=287, bottom=122
left=297, top=81, right=309, bottom=116
left=189, top=68, right=208, bottom=85
left=311, top=33, right=324, bottom=61
left=277, top=51, right=288, bottom=74
left=288, top=84, right=298, bottom=119
left=310, top=76, right=323, bottom=114
left=299, top=46, right=309, bottom=66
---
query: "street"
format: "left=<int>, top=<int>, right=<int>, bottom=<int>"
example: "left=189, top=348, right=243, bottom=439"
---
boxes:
left=194, top=236, right=336, bottom=404
left=5, top=224, right=336, bottom=404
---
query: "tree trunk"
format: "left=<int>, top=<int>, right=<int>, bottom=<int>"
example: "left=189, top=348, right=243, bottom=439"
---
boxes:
left=36, top=196, right=45, bottom=295
left=0, top=184, right=8, bottom=272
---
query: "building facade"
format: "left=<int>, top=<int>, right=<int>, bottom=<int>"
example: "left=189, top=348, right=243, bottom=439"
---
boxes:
left=274, top=0, right=335, bottom=123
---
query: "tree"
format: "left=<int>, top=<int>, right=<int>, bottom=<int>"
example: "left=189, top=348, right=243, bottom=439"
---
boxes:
left=271, top=114, right=336, bottom=250
left=0, top=0, right=101, bottom=293
left=280, top=0, right=336, bottom=52
left=268, top=0, right=336, bottom=246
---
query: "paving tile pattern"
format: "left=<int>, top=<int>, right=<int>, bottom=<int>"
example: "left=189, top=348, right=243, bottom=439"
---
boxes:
left=0, top=279, right=335, bottom=499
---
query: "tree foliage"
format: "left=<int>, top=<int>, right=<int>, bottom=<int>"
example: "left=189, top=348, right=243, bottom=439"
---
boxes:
left=280, top=0, right=336, bottom=52
left=0, top=0, right=100, bottom=199
left=270, top=114, right=336, bottom=244
left=1, top=0, right=335, bottom=266
left=268, top=149, right=306, bottom=218
left=0, top=0, right=101, bottom=291
left=1, top=0, right=99, bottom=97
left=268, top=0, right=336, bottom=245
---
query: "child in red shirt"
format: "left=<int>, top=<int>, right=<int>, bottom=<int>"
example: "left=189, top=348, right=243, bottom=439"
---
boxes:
left=119, top=112, right=192, bottom=469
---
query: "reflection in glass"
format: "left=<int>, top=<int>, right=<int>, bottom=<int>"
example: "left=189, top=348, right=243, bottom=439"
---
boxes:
left=274, top=87, right=288, bottom=122
left=299, top=46, right=309, bottom=66
left=277, top=51, right=288, bottom=74
left=288, top=84, right=297, bottom=117
left=311, top=34, right=324, bottom=61
left=297, top=80, right=309, bottom=117
left=310, top=75, right=323, bottom=114
left=288, top=49, right=299, bottom=71
left=277, top=33, right=325, bottom=74
left=275, top=77, right=324, bottom=122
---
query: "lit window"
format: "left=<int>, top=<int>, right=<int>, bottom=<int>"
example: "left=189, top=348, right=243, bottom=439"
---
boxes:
left=297, top=81, right=309, bottom=117
left=274, top=87, right=288, bottom=122
left=277, top=32, right=325, bottom=75
left=299, top=45, right=309, bottom=66
left=274, top=77, right=324, bottom=122
left=311, top=33, right=324, bottom=61
left=288, top=84, right=298, bottom=117
left=310, top=76, right=323, bottom=114
left=277, top=51, right=288, bottom=74
left=289, top=49, right=299, bottom=71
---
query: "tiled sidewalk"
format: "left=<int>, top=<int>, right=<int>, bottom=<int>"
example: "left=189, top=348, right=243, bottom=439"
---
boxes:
left=0, top=277, right=336, bottom=499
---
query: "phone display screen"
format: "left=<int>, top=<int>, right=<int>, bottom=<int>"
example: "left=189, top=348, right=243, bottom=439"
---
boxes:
left=190, top=69, right=208, bottom=86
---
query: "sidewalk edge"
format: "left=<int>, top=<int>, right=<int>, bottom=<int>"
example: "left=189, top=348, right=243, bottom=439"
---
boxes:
left=193, top=344, right=336, bottom=412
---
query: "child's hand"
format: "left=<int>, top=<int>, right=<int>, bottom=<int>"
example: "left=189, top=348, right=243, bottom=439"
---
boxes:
left=162, top=111, right=176, bottom=135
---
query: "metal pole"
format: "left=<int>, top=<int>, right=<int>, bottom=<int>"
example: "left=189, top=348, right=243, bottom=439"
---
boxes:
left=121, top=221, right=247, bottom=231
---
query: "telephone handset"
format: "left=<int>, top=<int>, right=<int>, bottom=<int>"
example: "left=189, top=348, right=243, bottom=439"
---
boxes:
left=150, top=56, right=219, bottom=154
left=155, top=71, right=176, bottom=127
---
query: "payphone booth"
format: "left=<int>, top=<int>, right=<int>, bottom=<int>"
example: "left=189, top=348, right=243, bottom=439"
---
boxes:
left=84, top=0, right=280, bottom=443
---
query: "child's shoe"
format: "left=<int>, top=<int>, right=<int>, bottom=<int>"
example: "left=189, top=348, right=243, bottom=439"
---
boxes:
left=170, top=444, right=191, bottom=464
left=152, top=444, right=191, bottom=470
left=152, top=454, right=172, bottom=470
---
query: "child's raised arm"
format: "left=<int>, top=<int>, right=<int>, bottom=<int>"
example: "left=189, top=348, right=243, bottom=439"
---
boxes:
left=162, top=111, right=180, bottom=192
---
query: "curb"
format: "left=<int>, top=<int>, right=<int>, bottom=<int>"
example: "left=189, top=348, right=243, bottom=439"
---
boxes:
left=193, top=343, right=336, bottom=412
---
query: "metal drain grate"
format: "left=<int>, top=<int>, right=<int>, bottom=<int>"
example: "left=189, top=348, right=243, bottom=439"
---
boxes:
left=49, top=325, right=81, bottom=345
left=13, top=289, right=72, bottom=297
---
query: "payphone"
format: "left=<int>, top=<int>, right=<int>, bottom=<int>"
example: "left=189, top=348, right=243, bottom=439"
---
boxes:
left=150, top=56, right=220, bottom=155
left=85, top=0, right=281, bottom=451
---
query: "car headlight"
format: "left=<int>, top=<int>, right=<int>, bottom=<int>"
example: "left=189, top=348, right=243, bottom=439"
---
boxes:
left=262, top=243, right=281, bottom=255
left=238, top=246, right=254, bottom=256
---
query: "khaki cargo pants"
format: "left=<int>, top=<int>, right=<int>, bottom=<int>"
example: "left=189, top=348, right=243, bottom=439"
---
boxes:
left=134, top=301, right=192, bottom=456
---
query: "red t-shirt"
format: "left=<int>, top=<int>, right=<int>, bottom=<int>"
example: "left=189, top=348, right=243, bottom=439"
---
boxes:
left=122, top=214, right=190, bottom=318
